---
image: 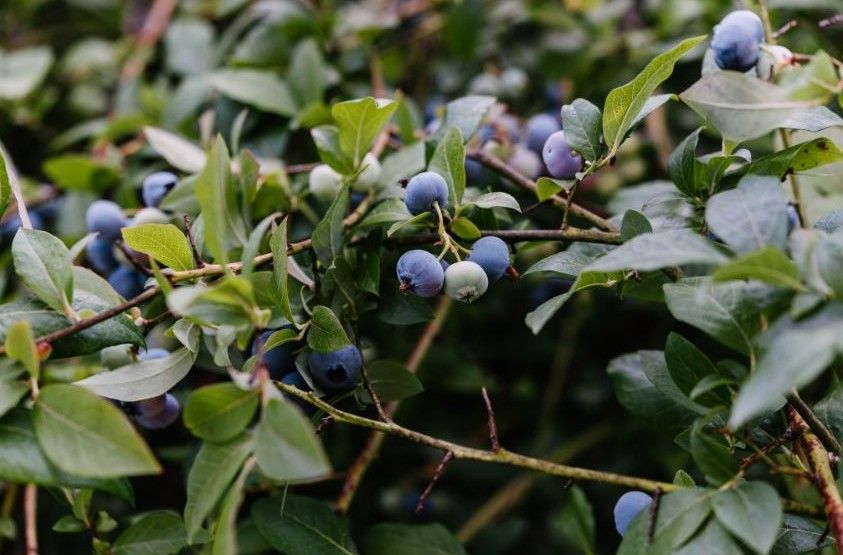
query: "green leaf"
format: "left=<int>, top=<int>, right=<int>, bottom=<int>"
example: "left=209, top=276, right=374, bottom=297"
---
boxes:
left=167, top=277, right=269, bottom=330
left=12, top=229, right=74, bottom=313
left=270, top=221, right=296, bottom=324
left=712, top=481, right=782, bottom=554
left=184, top=383, right=259, bottom=443
left=211, top=455, right=251, bottom=555
left=713, top=247, right=804, bottom=290
left=705, top=175, right=788, bottom=254
left=184, top=434, right=253, bottom=543
left=561, top=99, right=603, bottom=162
left=254, top=398, right=331, bottom=483
left=252, top=495, right=358, bottom=555
left=365, top=361, right=423, bottom=402
left=669, top=128, right=703, bottom=196
left=362, top=523, right=464, bottom=555
left=377, top=142, right=426, bottom=188
left=814, top=386, right=843, bottom=446
left=0, top=151, right=12, bottom=220
left=672, top=517, right=745, bottom=555
left=377, top=285, right=435, bottom=326
left=586, top=229, right=726, bottom=272
left=524, top=243, right=611, bottom=276
left=430, top=96, right=496, bottom=142
left=552, top=487, right=595, bottom=555
left=665, top=333, right=727, bottom=407
left=730, top=307, right=843, bottom=428
left=428, top=127, right=465, bottom=206
left=0, top=381, right=28, bottom=420
left=450, top=217, right=481, bottom=240
left=468, top=192, right=521, bottom=212
left=606, top=351, right=698, bottom=427
left=311, top=126, right=353, bottom=174
left=680, top=72, right=817, bottom=142
left=195, top=135, right=247, bottom=265
left=620, top=210, right=652, bottom=242
left=359, top=199, right=412, bottom=228
left=53, top=515, right=85, bottom=533
left=690, top=419, right=738, bottom=485
left=112, top=511, right=188, bottom=555
left=122, top=224, right=194, bottom=272
left=0, top=409, right=133, bottom=499
left=782, top=50, right=839, bottom=102
left=75, top=347, right=195, bottom=402
left=240, top=214, right=276, bottom=279
left=332, top=97, right=397, bottom=167
left=311, top=184, right=350, bottom=268
left=525, top=269, right=621, bottom=334
left=208, top=69, right=297, bottom=117
left=0, top=46, right=53, bottom=100
left=618, top=487, right=714, bottom=554
left=603, top=36, right=705, bottom=155
left=772, top=514, right=837, bottom=554
left=42, top=155, right=121, bottom=192
left=144, top=127, right=206, bottom=174
left=535, top=177, right=574, bottom=202
left=664, top=278, right=760, bottom=355
left=5, top=320, right=40, bottom=379
left=673, top=470, right=696, bottom=487
left=289, top=39, right=325, bottom=106
left=308, top=306, right=351, bottom=352
left=33, top=384, right=161, bottom=478
left=744, top=137, right=843, bottom=178
left=386, top=212, right=432, bottom=237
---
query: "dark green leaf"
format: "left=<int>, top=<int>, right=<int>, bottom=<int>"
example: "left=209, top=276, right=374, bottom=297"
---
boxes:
left=712, top=481, right=781, bottom=554
left=311, top=184, right=350, bottom=268
left=112, top=511, right=187, bottom=555
left=184, top=383, right=259, bottom=442
left=365, top=361, right=423, bottom=402
left=428, top=127, right=465, bottom=206
left=620, top=210, right=652, bottom=242
left=561, top=99, right=603, bottom=162
left=12, top=229, right=74, bottom=313
left=308, top=306, right=351, bottom=352
left=254, top=398, right=331, bottom=483
left=252, top=495, right=358, bottom=555
left=362, top=523, right=464, bottom=555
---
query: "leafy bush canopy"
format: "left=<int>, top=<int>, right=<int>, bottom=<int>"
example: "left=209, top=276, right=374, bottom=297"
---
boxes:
left=0, top=0, right=842, bottom=553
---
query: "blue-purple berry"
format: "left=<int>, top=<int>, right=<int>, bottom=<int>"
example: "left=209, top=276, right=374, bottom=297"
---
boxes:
left=308, top=345, right=363, bottom=391
left=141, top=171, right=178, bottom=208
left=542, top=131, right=583, bottom=179
left=397, top=250, right=445, bottom=298
left=86, top=200, right=127, bottom=243
left=86, top=238, right=118, bottom=274
left=252, top=326, right=302, bottom=380
left=404, top=172, right=449, bottom=215
left=134, top=393, right=180, bottom=429
left=526, top=113, right=561, bottom=153
left=468, top=236, right=510, bottom=282
left=614, top=491, right=653, bottom=536
left=108, top=266, right=147, bottom=299
left=711, top=10, right=764, bottom=72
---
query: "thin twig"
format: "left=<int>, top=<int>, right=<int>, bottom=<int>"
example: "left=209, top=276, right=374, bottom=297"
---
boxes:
left=24, top=484, right=37, bottom=555
left=467, top=149, right=616, bottom=232
left=787, top=391, right=841, bottom=455
left=183, top=215, right=205, bottom=267
left=415, top=451, right=454, bottom=514
left=481, top=387, right=501, bottom=452
left=315, top=416, right=334, bottom=434
left=335, top=297, right=452, bottom=514
left=361, top=364, right=391, bottom=423
left=286, top=162, right=320, bottom=174
left=773, top=20, right=798, bottom=39
left=389, top=227, right=622, bottom=247
left=819, top=14, right=843, bottom=28
left=647, top=488, right=662, bottom=544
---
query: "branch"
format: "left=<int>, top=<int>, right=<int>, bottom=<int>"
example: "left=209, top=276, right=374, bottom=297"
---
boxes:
left=390, top=227, right=621, bottom=247
left=790, top=407, right=843, bottom=547
left=481, top=387, right=501, bottom=452
left=119, top=0, right=178, bottom=83
left=467, top=149, right=617, bottom=232
left=335, top=297, right=452, bottom=514
left=0, top=194, right=375, bottom=356
left=787, top=391, right=841, bottom=455
left=24, top=484, right=37, bottom=555
left=415, top=450, right=454, bottom=514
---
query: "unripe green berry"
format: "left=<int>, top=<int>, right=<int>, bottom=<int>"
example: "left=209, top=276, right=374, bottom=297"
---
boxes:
left=309, top=164, right=342, bottom=201
left=353, top=153, right=382, bottom=192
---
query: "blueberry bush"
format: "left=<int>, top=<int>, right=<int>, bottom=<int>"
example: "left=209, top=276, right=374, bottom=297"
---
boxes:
left=1, top=1, right=843, bottom=554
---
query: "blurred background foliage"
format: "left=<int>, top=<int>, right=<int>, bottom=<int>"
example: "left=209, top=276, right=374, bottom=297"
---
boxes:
left=1, top=0, right=842, bottom=553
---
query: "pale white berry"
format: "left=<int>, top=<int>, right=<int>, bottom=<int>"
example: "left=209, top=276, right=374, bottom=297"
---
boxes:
left=353, top=153, right=382, bottom=192
left=309, top=164, right=343, bottom=201
left=444, top=261, right=489, bottom=303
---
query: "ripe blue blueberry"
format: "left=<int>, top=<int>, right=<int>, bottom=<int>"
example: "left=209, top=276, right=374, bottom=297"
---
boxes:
left=542, top=131, right=583, bottom=179
left=711, top=10, right=764, bottom=72
left=397, top=250, right=445, bottom=298
left=86, top=200, right=127, bottom=243
left=404, top=172, right=449, bottom=215
left=86, top=238, right=118, bottom=274
left=308, top=344, right=363, bottom=391
left=134, top=393, right=180, bottom=429
left=1, top=212, right=45, bottom=245
left=444, top=260, right=488, bottom=302
left=468, top=236, right=510, bottom=282
left=526, top=113, right=561, bottom=153
left=613, top=491, right=653, bottom=536
left=252, top=326, right=302, bottom=379
left=787, top=204, right=799, bottom=234
left=108, top=266, right=147, bottom=299
left=141, top=171, right=177, bottom=208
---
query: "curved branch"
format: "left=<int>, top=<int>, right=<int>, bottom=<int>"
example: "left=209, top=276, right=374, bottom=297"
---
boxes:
left=390, top=227, right=621, bottom=247
left=467, top=149, right=617, bottom=232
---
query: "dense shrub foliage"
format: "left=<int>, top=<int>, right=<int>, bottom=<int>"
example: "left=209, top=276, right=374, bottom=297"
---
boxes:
left=1, top=0, right=843, bottom=553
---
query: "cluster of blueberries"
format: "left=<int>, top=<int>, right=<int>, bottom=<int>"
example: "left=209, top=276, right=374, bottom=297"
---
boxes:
left=85, top=171, right=178, bottom=299
left=710, top=10, right=793, bottom=78
left=252, top=325, right=364, bottom=399
left=99, top=346, right=181, bottom=429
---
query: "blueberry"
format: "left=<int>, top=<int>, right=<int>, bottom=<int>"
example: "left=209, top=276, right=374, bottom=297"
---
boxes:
left=468, top=236, right=510, bottom=282
left=134, top=393, right=180, bottom=429
left=613, top=491, right=653, bottom=536
left=31, top=199, right=59, bottom=224
left=711, top=10, right=764, bottom=72
left=141, top=171, right=178, bottom=208
left=396, top=250, right=445, bottom=298
left=353, top=153, right=382, bottom=192
left=308, top=345, right=363, bottom=391
left=404, top=172, right=449, bottom=215
left=86, top=238, right=118, bottom=274
left=86, top=200, right=127, bottom=243
left=252, top=326, right=302, bottom=380
left=787, top=204, right=799, bottom=234
left=139, top=348, right=170, bottom=361
left=131, top=207, right=170, bottom=226
left=1, top=212, right=45, bottom=245
left=525, top=113, right=561, bottom=153
left=309, top=164, right=343, bottom=201
left=108, top=266, right=147, bottom=299
left=508, top=146, right=543, bottom=180
left=542, top=131, right=583, bottom=179
left=444, top=260, right=488, bottom=303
